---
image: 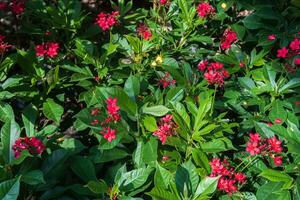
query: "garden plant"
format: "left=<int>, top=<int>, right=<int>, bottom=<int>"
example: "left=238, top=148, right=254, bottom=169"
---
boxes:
left=0, top=0, right=300, bottom=199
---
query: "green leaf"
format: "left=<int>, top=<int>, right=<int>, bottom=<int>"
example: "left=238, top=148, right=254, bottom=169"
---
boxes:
left=191, top=148, right=210, bottom=173
left=42, top=149, right=69, bottom=177
left=118, top=168, right=153, bottom=191
left=71, top=156, right=97, bottom=182
left=146, top=187, right=179, bottom=200
left=143, top=116, right=158, bottom=132
left=269, top=100, right=287, bottom=123
left=259, top=169, right=293, bottom=188
left=86, top=180, right=108, bottom=194
left=90, top=147, right=128, bottom=163
left=59, top=138, right=86, bottom=155
left=0, top=102, right=14, bottom=122
left=124, top=75, right=140, bottom=101
left=21, top=170, right=45, bottom=185
left=1, top=120, right=20, bottom=164
left=232, top=24, right=246, bottom=40
left=142, top=105, right=170, bottom=117
left=256, top=182, right=286, bottom=200
left=142, top=137, right=158, bottom=166
left=154, top=163, right=173, bottom=189
left=175, top=160, right=199, bottom=196
left=42, top=98, right=64, bottom=123
left=194, top=92, right=212, bottom=131
left=0, top=177, right=20, bottom=200
left=279, top=78, right=300, bottom=94
left=200, top=138, right=236, bottom=153
left=195, top=176, right=220, bottom=197
left=21, top=103, right=38, bottom=137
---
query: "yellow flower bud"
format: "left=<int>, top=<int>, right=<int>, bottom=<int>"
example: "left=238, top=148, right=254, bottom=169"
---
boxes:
left=221, top=3, right=227, bottom=9
left=151, top=61, right=157, bottom=67
left=155, top=55, right=163, bottom=64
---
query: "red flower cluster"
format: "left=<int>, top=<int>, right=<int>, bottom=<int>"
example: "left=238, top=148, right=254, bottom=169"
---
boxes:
left=0, top=1, right=26, bottom=14
left=209, top=158, right=246, bottom=195
left=90, top=97, right=122, bottom=142
left=160, top=0, right=168, bottom=5
left=198, top=60, right=230, bottom=86
left=246, top=133, right=283, bottom=166
left=276, top=37, right=300, bottom=66
left=137, top=24, right=152, bottom=40
left=153, top=114, right=177, bottom=144
left=0, top=35, right=11, bottom=54
left=95, top=11, right=119, bottom=31
left=13, top=137, right=45, bottom=158
left=220, top=29, right=237, bottom=50
left=196, top=2, right=215, bottom=18
left=159, top=72, right=176, bottom=88
left=268, top=34, right=276, bottom=41
left=35, top=42, right=60, bottom=58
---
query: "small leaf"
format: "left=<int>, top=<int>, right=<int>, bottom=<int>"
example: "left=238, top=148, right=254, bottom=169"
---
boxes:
left=21, top=170, right=45, bottom=185
left=86, top=180, right=108, bottom=194
left=142, top=105, right=170, bottom=117
left=42, top=98, right=64, bottom=123
left=143, top=116, right=158, bottom=132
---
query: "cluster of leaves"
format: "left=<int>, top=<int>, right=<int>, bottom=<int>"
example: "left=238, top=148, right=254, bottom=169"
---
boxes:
left=1, top=0, right=300, bottom=199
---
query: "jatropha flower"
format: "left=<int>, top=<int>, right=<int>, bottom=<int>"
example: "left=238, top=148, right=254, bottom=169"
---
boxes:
left=13, top=137, right=45, bottom=158
left=294, top=58, right=300, bottom=65
left=0, top=2, right=7, bottom=10
left=268, top=34, right=276, bottom=41
left=137, top=24, right=152, bottom=40
left=158, top=72, right=176, bottom=89
left=153, top=114, right=177, bottom=144
left=245, top=133, right=283, bottom=166
left=35, top=42, right=59, bottom=58
left=220, top=29, right=237, bottom=50
left=198, top=61, right=230, bottom=86
left=90, top=97, right=122, bottom=143
left=276, top=47, right=289, bottom=58
left=159, top=0, right=168, bottom=5
left=11, top=0, right=26, bottom=15
left=196, top=2, right=215, bottom=18
left=209, top=158, right=246, bottom=195
left=95, top=11, right=119, bottom=31
left=0, top=35, right=11, bottom=54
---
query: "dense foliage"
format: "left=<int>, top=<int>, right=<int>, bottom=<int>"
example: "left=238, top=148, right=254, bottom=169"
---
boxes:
left=1, top=0, right=300, bottom=199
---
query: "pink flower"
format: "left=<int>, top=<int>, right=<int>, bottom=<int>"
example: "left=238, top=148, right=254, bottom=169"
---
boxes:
left=246, top=141, right=261, bottom=155
left=295, top=101, right=300, bottom=105
left=198, top=60, right=209, bottom=71
left=217, top=178, right=237, bottom=195
left=35, top=45, right=46, bottom=57
left=267, top=137, right=282, bottom=153
left=0, top=36, right=11, bottom=54
left=137, top=24, right=152, bottom=40
left=90, top=119, right=99, bottom=126
left=267, top=122, right=273, bottom=127
left=274, top=118, right=282, bottom=124
left=220, top=29, right=237, bottom=50
left=0, top=2, right=7, bottom=10
left=234, top=172, right=246, bottom=183
left=289, top=38, right=300, bottom=51
left=268, top=34, right=276, bottom=41
left=100, top=127, right=117, bottom=142
left=95, top=11, right=119, bottom=31
left=196, top=2, right=215, bottom=18
left=162, top=155, right=169, bottom=161
left=90, top=108, right=100, bottom=116
left=273, top=156, right=282, bottom=166
left=276, top=47, right=289, bottom=58
left=249, top=133, right=260, bottom=142
left=294, top=58, right=300, bottom=65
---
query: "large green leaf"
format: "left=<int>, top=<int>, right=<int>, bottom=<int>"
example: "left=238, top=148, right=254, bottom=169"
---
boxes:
left=0, top=102, right=14, bottom=122
left=142, top=105, right=170, bottom=117
left=86, top=180, right=108, bottom=194
left=154, top=163, right=173, bottom=189
left=21, top=170, right=45, bottom=185
left=118, top=168, right=153, bottom=191
left=146, top=187, right=179, bottom=200
left=90, top=147, right=128, bottom=163
left=21, top=103, right=38, bottom=137
left=0, top=177, right=21, bottom=200
left=42, top=98, right=64, bottom=123
left=70, top=156, right=97, bottom=182
left=143, top=116, right=158, bottom=132
left=1, top=120, right=20, bottom=164
left=175, top=160, right=199, bottom=196
left=142, top=137, right=158, bottom=166
left=194, top=176, right=220, bottom=197
left=259, top=169, right=293, bottom=189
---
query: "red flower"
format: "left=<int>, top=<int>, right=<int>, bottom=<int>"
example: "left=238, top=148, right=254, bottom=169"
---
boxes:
left=106, top=97, right=120, bottom=115
left=268, top=34, right=276, bottom=41
left=0, top=2, right=7, bottom=10
left=220, top=29, right=237, bottom=50
left=295, top=101, right=300, bottom=105
left=267, top=137, right=282, bottom=153
left=198, top=60, right=209, bottom=71
left=13, top=137, right=45, bottom=158
left=249, top=133, right=260, bottom=142
left=100, top=127, right=117, bottom=142
left=234, top=172, right=246, bottom=183
left=11, top=0, right=26, bottom=15
left=267, top=122, right=273, bottom=127
left=46, top=42, right=59, bottom=58
left=273, top=156, right=282, bottom=166
left=0, top=36, right=11, bottom=54
left=159, top=72, right=176, bottom=88
left=160, top=0, right=168, bottom=5
left=162, top=155, right=169, bottom=161
left=217, top=178, right=237, bottom=195
left=289, top=38, right=300, bottom=51
left=274, top=118, right=282, bottom=124
left=35, top=42, right=59, bottom=58
left=95, top=11, right=119, bottom=31
left=153, top=114, right=176, bottom=144
left=137, top=24, right=152, bottom=40
left=276, top=47, right=289, bottom=58
left=246, top=141, right=261, bottom=155
left=90, top=119, right=99, bottom=125
left=196, top=2, right=215, bottom=18
left=294, top=58, right=300, bottom=65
